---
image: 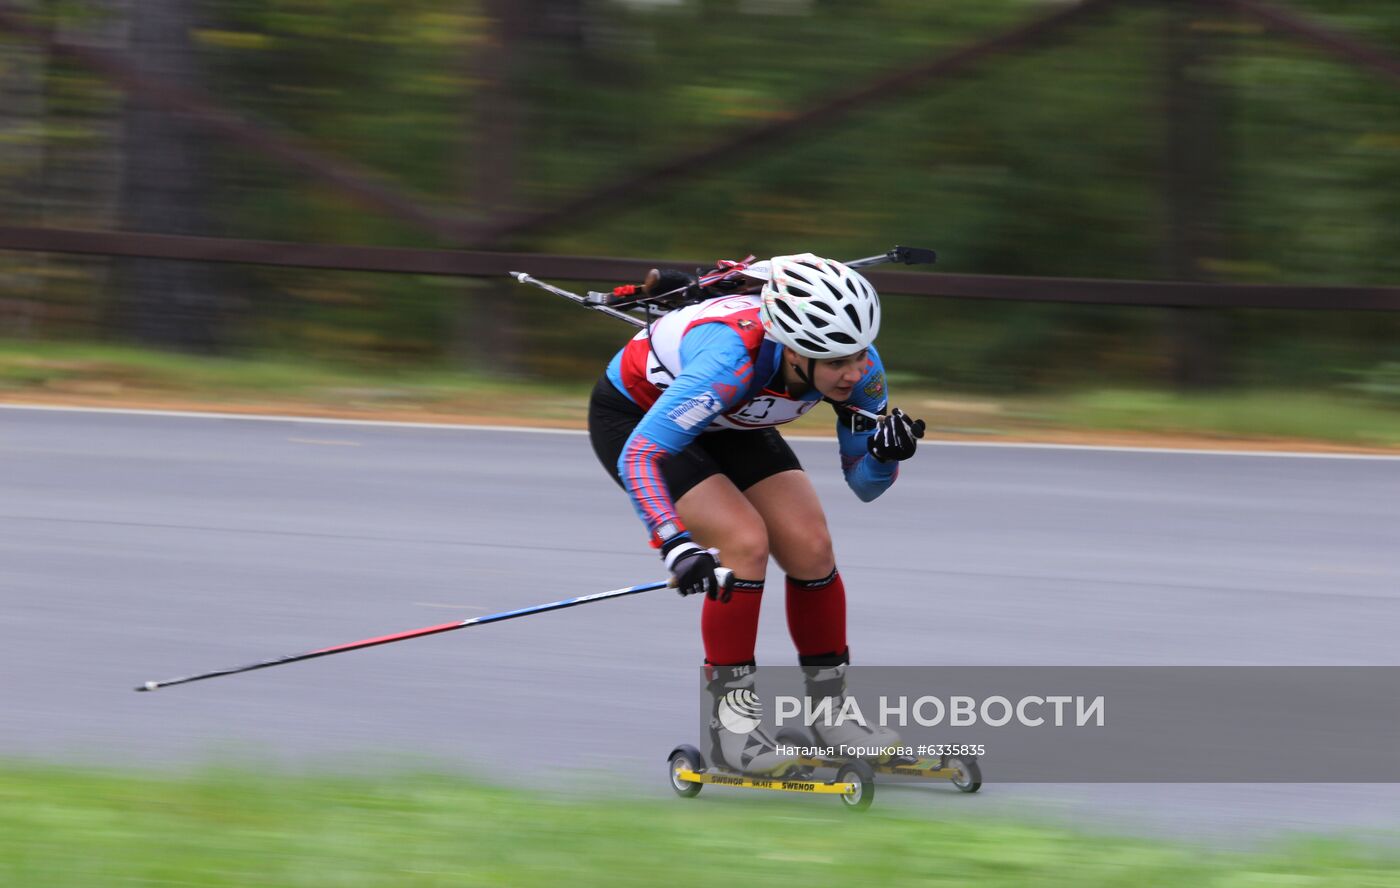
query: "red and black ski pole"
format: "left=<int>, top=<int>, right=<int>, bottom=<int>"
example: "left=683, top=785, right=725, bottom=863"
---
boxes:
left=135, top=577, right=687, bottom=692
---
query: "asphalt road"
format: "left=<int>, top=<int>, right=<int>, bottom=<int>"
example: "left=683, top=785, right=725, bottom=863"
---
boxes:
left=3, top=405, right=1398, bottom=841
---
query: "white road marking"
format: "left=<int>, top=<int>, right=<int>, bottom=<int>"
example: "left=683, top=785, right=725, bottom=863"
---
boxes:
left=3, top=402, right=1397, bottom=460
left=0, top=402, right=584, bottom=435
left=920, top=440, right=1400, bottom=460
left=289, top=438, right=362, bottom=446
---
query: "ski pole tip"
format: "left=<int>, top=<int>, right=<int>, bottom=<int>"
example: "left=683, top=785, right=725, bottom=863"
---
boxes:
left=135, top=681, right=158, bottom=692
left=508, top=271, right=528, bottom=281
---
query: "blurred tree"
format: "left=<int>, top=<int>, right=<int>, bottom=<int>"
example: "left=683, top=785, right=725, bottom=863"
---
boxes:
left=0, top=0, right=46, bottom=337
left=521, top=0, right=587, bottom=49
left=2, top=0, right=1393, bottom=391
left=110, top=0, right=228, bottom=352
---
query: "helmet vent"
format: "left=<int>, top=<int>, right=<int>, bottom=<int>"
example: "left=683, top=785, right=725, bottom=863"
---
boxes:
left=843, top=304, right=862, bottom=327
left=829, top=332, right=857, bottom=346
left=787, top=266, right=816, bottom=285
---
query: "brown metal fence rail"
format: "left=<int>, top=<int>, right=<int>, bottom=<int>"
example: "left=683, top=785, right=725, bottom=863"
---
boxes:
left=1, top=225, right=1396, bottom=311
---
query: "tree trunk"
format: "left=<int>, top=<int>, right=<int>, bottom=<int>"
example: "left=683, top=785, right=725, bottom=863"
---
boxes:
left=1162, top=4, right=1233, bottom=390
left=111, top=0, right=225, bottom=352
left=453, top=0, right=587, bottom=376
left=453, top=0, right=526, bottom=374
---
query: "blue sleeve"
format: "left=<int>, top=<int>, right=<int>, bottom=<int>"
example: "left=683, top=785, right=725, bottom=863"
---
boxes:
left=835, top=346, right=898, bottom=502
left=617, top=323, right=755, bottom=539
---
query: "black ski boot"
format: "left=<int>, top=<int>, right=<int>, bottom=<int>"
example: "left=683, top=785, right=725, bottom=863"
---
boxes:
left=705, top=661, right=802, bottom=776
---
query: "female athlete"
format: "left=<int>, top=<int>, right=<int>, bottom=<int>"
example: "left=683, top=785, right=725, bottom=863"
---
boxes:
left=588, top=253, right=923, bottom=774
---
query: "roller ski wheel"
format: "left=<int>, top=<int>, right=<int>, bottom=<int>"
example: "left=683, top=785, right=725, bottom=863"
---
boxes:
left=836, top=760, right=876, bottom=812
left=668, top=745, right=705, bottom=798
left=942, top=755, right=982, bottom=793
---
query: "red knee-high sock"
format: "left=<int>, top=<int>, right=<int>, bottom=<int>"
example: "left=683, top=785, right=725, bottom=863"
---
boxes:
left=785, top=569, right=847, bottom=658
left=702, top=578, right=765, bottom=666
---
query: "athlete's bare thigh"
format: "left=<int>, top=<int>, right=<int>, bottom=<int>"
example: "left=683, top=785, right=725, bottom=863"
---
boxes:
left=743, top=469, right=836, bottom=579
left=674, top=474, right=770, bottom=580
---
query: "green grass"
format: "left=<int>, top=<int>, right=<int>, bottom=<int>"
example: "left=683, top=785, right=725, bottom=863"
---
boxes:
left=1018, top=389, right=1400, bottom=448
left=0, top=340, right=596, bottom=421
left=0, top=341, right=362, bottom=393
left=796, top=387, right=1400, bottom=448
left=2, top=340, right=1398, bottom=448
left=2, top=763, right=1397, bottom=887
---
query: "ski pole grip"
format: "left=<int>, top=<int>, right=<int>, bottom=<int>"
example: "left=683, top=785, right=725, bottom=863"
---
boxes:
left=662, top=568, right=733, bottom=600
left=714, top=567, right=735, bottom=604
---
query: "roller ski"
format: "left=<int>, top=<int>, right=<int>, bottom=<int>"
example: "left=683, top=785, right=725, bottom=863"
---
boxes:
left=667, top=743, right=876, bottom=812
left=778, top=657, right=983, bottom=793
left=666, top=661, right=877, bottom=811
left=775, top=731, right=983, bottom=794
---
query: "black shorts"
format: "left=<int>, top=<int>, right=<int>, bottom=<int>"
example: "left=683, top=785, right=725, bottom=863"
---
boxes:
left=588, top=375, right=803, bottom=502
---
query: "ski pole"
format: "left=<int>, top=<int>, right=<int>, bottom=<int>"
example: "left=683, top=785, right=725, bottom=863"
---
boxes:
left=512, top=247, right=935, bottom=323
left=839, top=403, right=882, bottom=422
left=844, top=245, right=938, bottom=269
left=509, top=271, right=645, bottom=328
left=580, top=246, right=935, bottom=306
left=134, top=575, right=712, bottom=692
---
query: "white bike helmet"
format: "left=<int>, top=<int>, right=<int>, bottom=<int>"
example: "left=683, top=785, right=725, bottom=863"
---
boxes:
left=758, top=254, right=881, bottom=359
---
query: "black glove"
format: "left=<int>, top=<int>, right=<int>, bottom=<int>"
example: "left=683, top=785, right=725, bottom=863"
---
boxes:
left=867, top=408, right=926, bottom=462
left=661, top=536, right=732, bottom=602
left=645, top=268, right=703, bottom=306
